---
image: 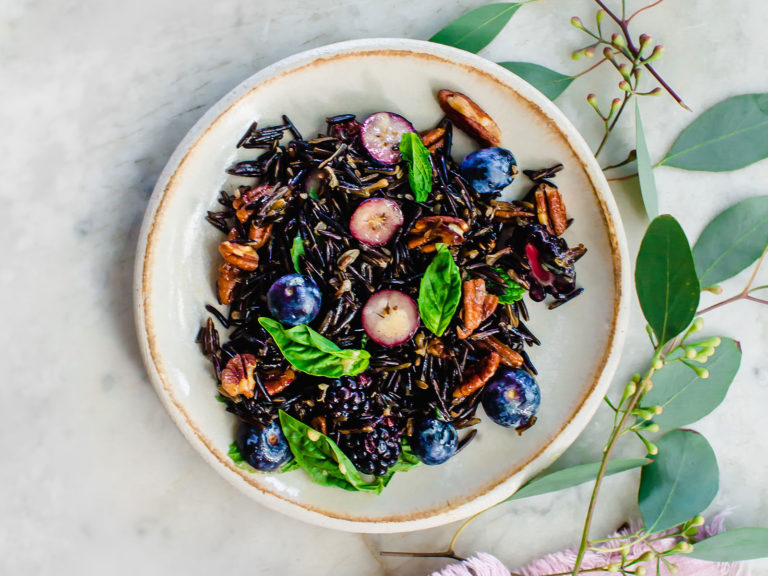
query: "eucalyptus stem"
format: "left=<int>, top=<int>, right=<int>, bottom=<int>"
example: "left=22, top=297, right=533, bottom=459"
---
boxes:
left=698, top=243, right=768, bottom=315
left=570, top=360, right=660, bottom=575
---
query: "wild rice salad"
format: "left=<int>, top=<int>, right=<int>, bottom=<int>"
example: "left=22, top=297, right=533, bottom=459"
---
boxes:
left=196, top=89, right=586, bottom=492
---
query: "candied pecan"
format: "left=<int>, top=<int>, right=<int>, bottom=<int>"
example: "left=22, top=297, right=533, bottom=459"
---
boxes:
left=544, top=184, right=567, bottom=236
left=420, top=127, right=446, bottom=153
left=457, top=279, right=499, bottom=339
left=248, top=222, right=273, bottom=249
left=219, top=241, right=259, bottom=271
left=453, top=352, right=501, bottom=398
left=437, top=89, right=501, bottom=148
left=232, top=184, right=273, bottom=222
left=407, top=215, right=469, bottom=252
left=217, top=262, right=240, bottom=305
left=227, top=226, right=239, bottom=241
left=263, top=368, right=295, bottom=396
left=479, top=337, right=524, bottom=368
left=534, top=186, right=552, bottom=234
left=220, top=354, right=257, bottom=398
left=311, top=415, right=328, bottom=435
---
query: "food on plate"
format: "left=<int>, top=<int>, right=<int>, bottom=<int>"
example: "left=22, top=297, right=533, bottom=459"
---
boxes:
left=196, top=90, right=586, bottom=492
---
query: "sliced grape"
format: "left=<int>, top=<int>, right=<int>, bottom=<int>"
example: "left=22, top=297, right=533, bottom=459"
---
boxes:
left=361, top=290, right=420, bottom=347
left=349, top=198, right=404, bottom=246
left=360, top=112, right=415, bottom=164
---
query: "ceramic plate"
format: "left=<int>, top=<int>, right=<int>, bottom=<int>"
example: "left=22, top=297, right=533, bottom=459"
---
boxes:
left=135, top=38, right=630, bottom=533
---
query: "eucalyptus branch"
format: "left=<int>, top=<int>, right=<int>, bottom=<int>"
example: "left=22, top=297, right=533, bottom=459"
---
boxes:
left=698, top=243, right=768, bottom=315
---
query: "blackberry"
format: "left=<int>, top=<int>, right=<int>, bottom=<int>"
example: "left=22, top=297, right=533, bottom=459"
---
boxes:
left=339, top=416, right=402, bottom=476
left=324, top=375, right=372, bottom=420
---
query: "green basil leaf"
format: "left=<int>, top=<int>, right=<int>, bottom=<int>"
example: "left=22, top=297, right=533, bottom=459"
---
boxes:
left=659, top=93, right=768, bottom=171
left=429, top=3, right=523, bottom=53
left=638, top=430, right=719, bottom=532
left=227, top=441, right=297, bottom=473
left=497, top=62, right=574, bottom=101
left=399, top=132, right=433, bottom=202
left=644, top=338, right=741, bottom=430
left=693, top=196, right=768, bottom=287
left=258, top=318, right=370, bottom=377
left=635, top=100, right=659, bottom=220
left=290, top=234, right=305, bottom=274
left=689, top=528, right=768, bottom=562
left=491, top=267, right=525, bottom=304
left=507, top=458, right=650, bottom=502
left=418, top=244, right=461, bottom=337
left=635, top=215, right=700, bottom=345
left=279, top=410, right=392, bottom=493
left=379, top=440, right=421, bottom=487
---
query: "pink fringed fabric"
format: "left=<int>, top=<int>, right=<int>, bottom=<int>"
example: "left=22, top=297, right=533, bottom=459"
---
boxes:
left=430, top=515, right=745, bottom=576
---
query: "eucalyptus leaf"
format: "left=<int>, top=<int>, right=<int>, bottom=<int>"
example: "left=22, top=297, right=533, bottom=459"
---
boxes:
left=659, top=93, right=768, bottom=171
left=290, top=234, right=305, bottom=273
left=635, top=215, right=700, bottom=345
left=689, top=528, right=768, bottom=561
left=635, top=101, right=659, bottom=219
left=418, top=244, right=462, bottom=337
left=638, top=430, right=719, bottom=533
left=429, top=3, right=523, bottom=53
left=258, top=318, right=370, bottom=378
left=400, top=132, right=433, bottom=202
left=693, top=196, right=768, bottom=287
left=497, top=62, right=574, bottom=101
left=508, top=458, right=650, bottom=501
left=644, top=338, right=741, bottom=430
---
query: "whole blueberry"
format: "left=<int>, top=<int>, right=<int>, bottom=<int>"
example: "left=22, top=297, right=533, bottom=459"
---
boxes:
left=236, top=420, right=293, bottom=472
left=460, top=147, right=518, bottom=194
left=267, top=274, right=322, bottom=326
left=410, top=418, right=459, bottom=465
left=481, top=368, right=540, bottom=429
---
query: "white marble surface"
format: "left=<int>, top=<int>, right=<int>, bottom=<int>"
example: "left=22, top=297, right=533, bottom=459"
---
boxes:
left=2, top=0, right=767, bottom=574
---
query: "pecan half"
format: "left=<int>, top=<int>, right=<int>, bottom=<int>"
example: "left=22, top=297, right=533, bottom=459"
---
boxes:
left=420, top=127, right=446, bottom=153
left=248, top=222, right=273, bottom=249
left=407, top=216, right=469, bottom=252
left=534, top=182, right=567, bottom=236
left=311, top=415, right=328, bottom=435
left=479, top=336, right=524, bottom=368
left=219, top=241, right=259, bottom=271
left=232, top=184, right=273, bottom=222
left=457, top=279, right=499, bottom=339
left=217, top=262, right=240, bottom=305
left=263, top=368, right=295, bottom=396
left=437, top=89, right=501, bottom=148
left=453, top=352, right=501, bottom=398
left=220, top=353, right=257, bottom=398
left=426, top=338, right=449, bottom=358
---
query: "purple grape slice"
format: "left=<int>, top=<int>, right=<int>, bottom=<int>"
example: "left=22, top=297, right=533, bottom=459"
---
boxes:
left=360, top=112, right=415, bottom=165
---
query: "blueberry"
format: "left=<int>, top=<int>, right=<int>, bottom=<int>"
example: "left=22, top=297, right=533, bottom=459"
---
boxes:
left=236, top=420, right=293, bottom=472
left=267, top=274, right=322, bottom=326
left=410, top=418, right=459, bottom=465
left=481, top=368, right=540, bottom=429
left=460, top=147, right=518, bottom=194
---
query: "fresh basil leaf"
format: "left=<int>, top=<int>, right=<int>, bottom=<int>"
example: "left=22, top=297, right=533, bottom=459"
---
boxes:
left=497, top=62, right=574, bottom=101
left=689, top=528, right=768, bottom=562
left=430, top=3, right=524, bottom=54
left=380, top=439, right=422, bottom=487
left=659, top=93, right=768, bottom=171
left=279, top=410, right=390, bottom=493
left=508, top=458, right=650, bottom=502
left=400, top=132, right=433, bottom=202
left=227, top=441, right=297, bottom=474
left=418, top=244, right=462, bottom=337
left=644, top=338, right=741, bottom=430
left=290, top=234, right=305, bottom=274
left=258, top=318, right=370, bottom=377
left=635, top=215, right=700, bottom=345
left=635, top=100, right=659, bottom=219
left=693, top=196, right=768, bottom=288
left=491, top=266, right=525, bottom=304
left=638, top=430, right=719, bottom=533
